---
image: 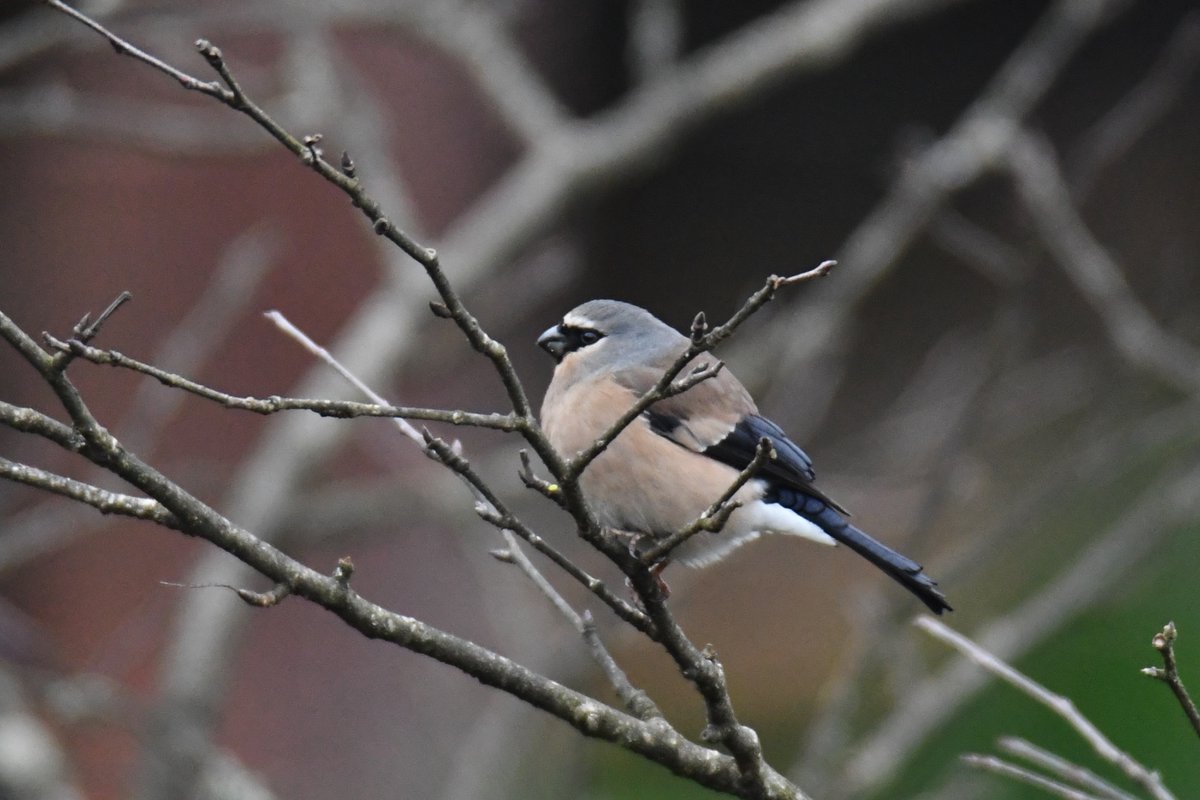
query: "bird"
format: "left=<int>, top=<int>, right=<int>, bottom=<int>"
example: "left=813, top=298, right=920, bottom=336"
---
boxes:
left=537, top=299, right=951, bottom=614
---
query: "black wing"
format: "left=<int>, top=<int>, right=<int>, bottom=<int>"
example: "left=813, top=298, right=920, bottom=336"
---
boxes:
left=647, top=411, right=848, bottom=514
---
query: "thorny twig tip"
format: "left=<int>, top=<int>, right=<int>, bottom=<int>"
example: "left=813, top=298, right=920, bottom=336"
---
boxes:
left=770, top=259, right=837, bottom=289
left=74, top=291, right=133, bottom=341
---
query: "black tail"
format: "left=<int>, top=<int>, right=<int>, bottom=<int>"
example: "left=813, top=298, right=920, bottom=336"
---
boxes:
left=769, top=488, right=952, bottom=614
left=829, top=520, right=952, bottom=614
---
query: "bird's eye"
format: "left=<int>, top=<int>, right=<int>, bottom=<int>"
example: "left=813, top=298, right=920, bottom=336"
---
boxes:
left=579, top=330, right=602, bottom=346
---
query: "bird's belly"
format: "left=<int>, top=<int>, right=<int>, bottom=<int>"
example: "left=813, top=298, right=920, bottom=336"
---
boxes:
left=577, top=435, right=836, bottom=567
left=577, top=434, right=756, bottom=535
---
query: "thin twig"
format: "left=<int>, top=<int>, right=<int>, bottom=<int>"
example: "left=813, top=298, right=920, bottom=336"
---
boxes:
left=160, top=580, right=293, bottom=608
left=962, top=753, right=1105, bottom=800
left=265, top=310, right=427, bottom=448
left=845, top=457, right=1200, bottom=795
left=261, top=311, right=655, bottom=637
left=41, top=1, right=228, bottom=97
left=496, top=532, right=663, bottom=721
left=998, top=737, right=1141, bottom=800
left=1142, top=622, right=1200, bottom=739
left=916, top=616, right=1178, bottom=800
left=0, top=398, right=85, bottom=451
left=421, top=434, right=655, bottom=637
left=641, top=437, right=776, bottom=563
left=74, top=290, right=132, bottom=343
left=0, top=457, right=179, bottom=529
left=45, top=289, right=133, bottom=372
left=41, top=332, right=521, bottom=432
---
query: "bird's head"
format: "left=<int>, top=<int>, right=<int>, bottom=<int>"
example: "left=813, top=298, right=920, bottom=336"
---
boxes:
left=538, top=300, right=686, bottom=376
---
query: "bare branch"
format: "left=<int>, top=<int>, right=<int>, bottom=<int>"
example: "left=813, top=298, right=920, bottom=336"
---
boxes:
left=1142, top=622, right=1200, bottom=740
left=1007, top=131, right=1200, bottom=395
left=0, top=399, right=84, bottom=452
left=20, top=3, right=987, bottom=797
left=41, top=332, right=522, bottom=432
left=24, top=10, right=801, bottom=789
left=3, top=310, right=775, bottom=798
left=1069, top=12, right=1200, bottom=195
left=399, top=3, right=567, bottom=144
left=627, top=0, right=684, bottom=82
left=496, top=532, right=663, bottom=722
left=0, top=458, right=178, bottom=529
left=40, top=0, right=230, bottom=98
left=998, top=737, right=1141, bottom=800
left=641, top=437, right=776, bottom=563
left=266, top=309, right=442, bottom=450
left=844, top=456, right=1200, bottom=795
left=962, top=753, right=1106, bottom=800
left=753, top=0, right=1136, bottom=428
left=916, top=616, right=1178, bottom=800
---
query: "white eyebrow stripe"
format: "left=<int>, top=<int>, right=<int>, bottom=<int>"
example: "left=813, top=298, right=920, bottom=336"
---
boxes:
left=562, top=312, right=597, bottom=328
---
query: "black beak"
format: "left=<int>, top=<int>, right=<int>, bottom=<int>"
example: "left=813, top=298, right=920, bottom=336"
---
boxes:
left=537, top=325, right=567, bottom=361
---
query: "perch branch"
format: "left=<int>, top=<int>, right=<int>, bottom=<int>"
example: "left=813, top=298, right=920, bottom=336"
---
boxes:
left=0, top=306, right=798, bottom=799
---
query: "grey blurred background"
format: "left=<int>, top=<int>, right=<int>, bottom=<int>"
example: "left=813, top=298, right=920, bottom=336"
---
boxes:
left=1, top=0, right=1198, bottom=798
